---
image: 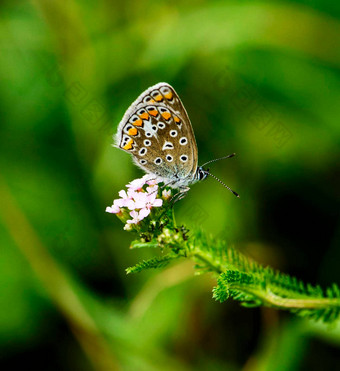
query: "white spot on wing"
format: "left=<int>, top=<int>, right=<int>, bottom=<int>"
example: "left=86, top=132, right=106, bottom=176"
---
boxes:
left=162, top=141, right=174, bottom=150
left=139, top=148, right=147, bottom=156
left=179, top=137, right=188, bottom=145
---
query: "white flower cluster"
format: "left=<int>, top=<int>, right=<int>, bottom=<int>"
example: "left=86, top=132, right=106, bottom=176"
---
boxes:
left=106, top=174, right=171, bottom=228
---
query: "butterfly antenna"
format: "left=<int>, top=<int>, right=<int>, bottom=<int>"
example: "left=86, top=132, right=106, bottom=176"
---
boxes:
left=200, top=153, right=236, bottom=168
left=204, top=171, right=240, bottom=198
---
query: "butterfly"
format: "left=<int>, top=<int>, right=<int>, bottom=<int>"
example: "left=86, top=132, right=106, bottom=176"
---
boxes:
left=114, top=82, right=239, bottom=198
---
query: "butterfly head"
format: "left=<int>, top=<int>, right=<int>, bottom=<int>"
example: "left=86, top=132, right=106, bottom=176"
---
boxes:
left=195, top=166, right=209, bottom=182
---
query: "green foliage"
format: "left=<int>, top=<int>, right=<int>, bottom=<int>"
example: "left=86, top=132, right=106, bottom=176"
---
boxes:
left=126, top=253, right=180, bottom=274
left=213, top=270, right=340, bottom=322
left=126, top=218, right=340, bottom=324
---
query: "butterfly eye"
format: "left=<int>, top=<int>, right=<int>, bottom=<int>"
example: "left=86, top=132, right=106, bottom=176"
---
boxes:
left=180, top=155, right=188, bottom=162
left=179, top=137, right=188, bottom=145
left=170, top=130, right=177, bottom=137
left=139, top=148, right=147, bottom=156
left=166, top=155, right=173, bottom=162
left=154, top=157, right=162, bottom=165
left=144, top=139, right=151, bottom=146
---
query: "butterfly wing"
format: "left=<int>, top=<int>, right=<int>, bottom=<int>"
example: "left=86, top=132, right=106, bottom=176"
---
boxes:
left=115, top=83, right=198, bottom=184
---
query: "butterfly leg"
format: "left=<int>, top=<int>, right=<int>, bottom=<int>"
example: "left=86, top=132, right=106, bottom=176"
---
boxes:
left=169, top=186, right=190, bottom=205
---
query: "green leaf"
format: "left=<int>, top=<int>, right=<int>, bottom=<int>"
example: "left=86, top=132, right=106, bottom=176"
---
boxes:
left=126, top=254, right=180, bottom=274
left=130, top=241, right=159, bottom=249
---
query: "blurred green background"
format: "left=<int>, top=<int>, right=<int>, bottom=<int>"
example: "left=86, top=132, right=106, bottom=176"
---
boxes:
left=0, top=0, right=340, bottom=370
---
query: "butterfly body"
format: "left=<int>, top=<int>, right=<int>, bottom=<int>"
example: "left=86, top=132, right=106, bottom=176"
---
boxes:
left=115, top=82, right=203, bottom=189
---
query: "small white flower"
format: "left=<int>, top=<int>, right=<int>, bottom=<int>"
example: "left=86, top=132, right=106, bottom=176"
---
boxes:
left=162, top=189, right=172, bottom=200
left=126, top=174, right=155, bottom=191
left=123, top=223, right=133, bottom=231
left=106, top=199, right=124, bottom=214
left=126, top=210, right=144, bottom=225
left=105, top=204, right=121, bottom=214
left=139, top=207, right=151, bottom=219
left=146, top=183, right=158, bottom=193
left=107, top=175, right=166, bottom=227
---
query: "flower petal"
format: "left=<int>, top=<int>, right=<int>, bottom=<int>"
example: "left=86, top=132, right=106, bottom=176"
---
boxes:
left=142, top=174, right=155, bottom=182
left=133, top=191, right=148, bottom=202
left=139, top=208, right=150, bottom=219
left=105, top=205, right=120, bottom=214
left=126, top=200, right=137, bottom=210
left=146, top=192, right=157, bottom=203
left=118, top=190, right=128, bottom=199
left=146, top=185, right=158, bottom=194
left=126, top=176, right=147, bottom=190
left=129, top=210, right=139, bottom=219
left=153, top=198, right=163, bottom=207
left=114, top=198, right=127, bottom=207
left=134, top=200, right=146, bottom=209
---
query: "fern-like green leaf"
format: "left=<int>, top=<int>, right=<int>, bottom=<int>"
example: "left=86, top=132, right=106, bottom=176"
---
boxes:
left=126, top=253, right=179, bottom=274
left=213, top=269, right=340, bottom=323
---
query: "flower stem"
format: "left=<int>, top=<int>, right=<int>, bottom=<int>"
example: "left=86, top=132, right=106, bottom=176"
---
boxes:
left=229, top=283, right=340, bottom=310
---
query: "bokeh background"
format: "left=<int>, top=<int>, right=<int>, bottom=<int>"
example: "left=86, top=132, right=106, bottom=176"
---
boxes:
left=1, top=0, right=340, bottom=370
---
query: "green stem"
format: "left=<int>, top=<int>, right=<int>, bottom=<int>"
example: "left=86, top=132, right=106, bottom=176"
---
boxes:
left=229, top=284, right=340, bottom=310
left=193, top=251, right=223, bottom=274
left=171, top=207, right=177, bottom=228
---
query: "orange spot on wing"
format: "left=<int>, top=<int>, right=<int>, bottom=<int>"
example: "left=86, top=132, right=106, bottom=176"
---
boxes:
left=161, top=112, right=171, bottom=120
left=128, top=127, right=138, bottom=136
left=123, top=139, right=134, bottom=150
left=133, top=118, right=143, bottom=126
left=154, top=94, right=163, bottom=102
left=174, top=116, right=181, bottom=123
left=164, top=92, right=173, bottom=100
left=148, top=109, right=158, bottom=117
left=139, top=112, right=149, bottom=120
